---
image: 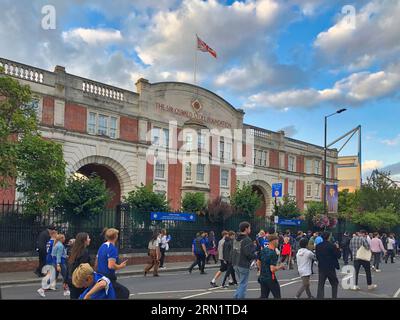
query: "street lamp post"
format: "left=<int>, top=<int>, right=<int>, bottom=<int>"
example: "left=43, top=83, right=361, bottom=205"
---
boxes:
left=324, top=108, right=347, bottom=216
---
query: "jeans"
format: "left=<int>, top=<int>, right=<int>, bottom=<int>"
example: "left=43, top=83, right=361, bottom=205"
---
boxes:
left=372, top=252, right=382, bottom=269
left=385, top=250, right=394, bottom=263
left=354, top=259, right=372, bottom=286
left=159, top=247, right=166, bottom=267
left=296, top=276, right=313, bottom=298
left=317, top=269, right=338, bottom=299
left=233, top=266, right=250, bottom=299
left=189, top=254, right=206, bottom=273
left=342, top=248, right=350, bottom=265
left=260, top=279, right=281, bottom=299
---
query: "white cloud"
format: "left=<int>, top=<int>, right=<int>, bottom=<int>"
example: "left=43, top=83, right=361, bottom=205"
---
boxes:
left=314, top=0, right=400, bottom=69
left=62, top=28, right=123, bottom=45
left=244, top=63, right=400, bottom=109
left=382, top=134, right=400, bottom=146
left=362, top=160, right=383, bottom=172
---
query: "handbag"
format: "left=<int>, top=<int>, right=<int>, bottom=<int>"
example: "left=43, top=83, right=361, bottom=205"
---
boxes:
left=356, top=245, right=372, bottom=261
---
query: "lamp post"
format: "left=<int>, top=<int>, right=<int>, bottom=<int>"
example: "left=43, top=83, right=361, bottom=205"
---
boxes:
left=324, top=108, right=347, bottom=215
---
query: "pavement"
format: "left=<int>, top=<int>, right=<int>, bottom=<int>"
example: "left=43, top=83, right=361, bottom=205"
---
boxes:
left=1, top=260, right=400, bottom=299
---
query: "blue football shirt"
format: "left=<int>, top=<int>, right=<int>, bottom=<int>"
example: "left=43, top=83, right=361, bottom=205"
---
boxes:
left=96, top=242, right=119, bottom=279
left=79, top=272, right=116, bottom=300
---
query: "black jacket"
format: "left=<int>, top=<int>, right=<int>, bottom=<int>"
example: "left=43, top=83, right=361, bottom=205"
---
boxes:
left=341, top=235, right=351, bottom=249
left=37, top=230, right=50, bottom=251
left=67, top=249, right=91, bottom=282
left=316, top=241, right=341, bottom=272
left=223, top=238, right=233, bottom=263
left=232, top=233, right=256, bottom=269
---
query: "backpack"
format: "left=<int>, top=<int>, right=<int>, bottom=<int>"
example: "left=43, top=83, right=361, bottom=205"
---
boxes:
left=231, top=239, right=242, bottom=266
left=194, top=237, right=203, bottom=254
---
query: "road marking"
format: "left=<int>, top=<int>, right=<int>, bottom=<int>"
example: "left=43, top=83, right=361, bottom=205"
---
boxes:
left=181, top=291, right=214, bottom=300
left=137, top=289, right=207, bottom=295
left=394, top=288, right=400, bottom=298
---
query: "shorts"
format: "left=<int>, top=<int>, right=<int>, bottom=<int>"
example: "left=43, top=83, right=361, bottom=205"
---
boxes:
left=219, top=260, right=228, bottom=272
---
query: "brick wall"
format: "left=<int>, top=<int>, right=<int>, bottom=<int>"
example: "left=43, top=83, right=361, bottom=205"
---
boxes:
left=269, top=150, right=279, bottom=169
left=119, top=116, right=138, bottom=142
left=230, top=168, right=236, bottom=194
left=284, top=178, right=288, bottom=196
left=42, top=96, right=54, bottom=126
left=146, top=160, right=154, bottom=187
left=296, top=179, right=304, bottom=210
left=0, top=178, right=16, bottom=203
left=210, top=165, right=220, bottom=200
left=296, top=155, right=304, bottom=174
left=64, top=103, right=86, bottom=133
left=168, top=162, right=182, bottom=211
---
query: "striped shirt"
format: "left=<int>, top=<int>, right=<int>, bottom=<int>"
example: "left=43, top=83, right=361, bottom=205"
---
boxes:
left=349, top=236, right=370, bottom=259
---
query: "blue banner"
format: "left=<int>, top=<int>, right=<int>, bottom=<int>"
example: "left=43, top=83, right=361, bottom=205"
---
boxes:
left=277, top=218, right=302, bottom=226
left=150, top=212, right=196, bottom=222
left=272, top=183, right=283, bottom=198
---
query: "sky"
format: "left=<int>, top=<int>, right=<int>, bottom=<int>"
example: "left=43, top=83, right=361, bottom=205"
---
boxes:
left=1, top=0, right=399, bottom=180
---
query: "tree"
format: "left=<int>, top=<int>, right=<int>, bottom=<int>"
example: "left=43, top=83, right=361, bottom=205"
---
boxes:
left=305, top=201, right=324, bottom=224
left=181, top=192, right=206, bottom=214
left=16, top=135, right=66, bottom=215
left=124, top=183, right=169, bottom=213
left=0, top=67, right=38, bottom=188
left=57, top=175, right=112, bottom=226
left=351, top=206, right=400, bottom=232
left=338, top=189, right=359, bottom=220
left=206, top=196, right=233, bottom=223
left=230, top=182, right=262, bottom=217
left=276, top=195, right=301, bottom=219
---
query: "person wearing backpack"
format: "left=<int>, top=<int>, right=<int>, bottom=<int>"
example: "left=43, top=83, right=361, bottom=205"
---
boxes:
left=221, top=231, right=238, bottom=288
left=340, top=232, right=351, bottom=265
left=232, top=222, right=256, bottom=299
left=188, top=231, right=208, bottom=274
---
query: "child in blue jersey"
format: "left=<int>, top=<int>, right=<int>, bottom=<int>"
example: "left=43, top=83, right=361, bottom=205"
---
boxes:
left=52, top=234, right=70, bottom=296
left=72, top=263, right=116, bottom=300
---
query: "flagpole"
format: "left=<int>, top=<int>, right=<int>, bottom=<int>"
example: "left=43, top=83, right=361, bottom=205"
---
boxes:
left=194, top=34, right=198, bottom=86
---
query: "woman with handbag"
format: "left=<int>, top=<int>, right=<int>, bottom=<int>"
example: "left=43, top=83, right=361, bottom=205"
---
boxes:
left=144, top=231, right=161, bottom=277
left=349, top=230, right=377, bottom=291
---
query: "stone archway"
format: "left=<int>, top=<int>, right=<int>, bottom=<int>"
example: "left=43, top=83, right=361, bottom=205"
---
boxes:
left=251, top=180, right=272, bottom=217
left=69, top=156, right=132, bottom=207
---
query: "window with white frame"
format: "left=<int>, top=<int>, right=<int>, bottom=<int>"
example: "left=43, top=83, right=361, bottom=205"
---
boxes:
left=152, top=127, right=169, bottom=147
left=306, top=183, right=312, bottom=197
left=186, top=134, right=193, bottom=151
left=185, top=162, right=192, bottom=181
left=221, top=169, right=229, bottom=187
left=87, top=112, right=118, bottom=139
left=155, top=161, right=165, bottom=179
left=198, top=132, right=205, bottom=150
left=288, top=156, right=296, bottom=172
left=326, top=163, right=331, bottom=178
left=315, top=183, right=320, bottom=197
left=314, top=160, right=320, bottom=175
left=288, top=180, right=295, bottom=196
left=306, top=160, right=312, bottom=174
left=279, top=153, right=285, bottom=169
left=197, top=164, right=205, bottom=182
left=225, top=142, right=232, bottom=161
left=219, top=139, right=225, bottom=159
left=163, top=128, right=169, bottom=148
left=254, top=149, right=268, bottom=167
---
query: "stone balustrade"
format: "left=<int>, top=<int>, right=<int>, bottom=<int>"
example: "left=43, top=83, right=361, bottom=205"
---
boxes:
left=0, top=59, right=44, bottom=84
left=82, top=80, right=125, bottom=102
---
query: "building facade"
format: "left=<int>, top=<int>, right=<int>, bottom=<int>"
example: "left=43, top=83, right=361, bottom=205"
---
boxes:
left=0, top=58, right=339, bottom=215
left=337, top=156, right=361, bottom=192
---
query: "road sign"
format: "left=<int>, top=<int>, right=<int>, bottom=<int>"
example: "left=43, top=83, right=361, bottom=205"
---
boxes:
left=277, top=218, right=302, bottom=226
left=274, top=216, right=279, bottom=224
left=272, top=183, right=283, bottom=198
left=151, top=212, right=196, bottom=222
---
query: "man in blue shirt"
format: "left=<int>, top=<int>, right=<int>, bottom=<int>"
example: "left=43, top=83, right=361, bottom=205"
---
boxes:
left=72, top=263, right=116, bottom=299
left=188, top=231, right=208, bottom=274
left=315, top=232, right=324, bottom=246
left=95, top=228, right=130, bottom=299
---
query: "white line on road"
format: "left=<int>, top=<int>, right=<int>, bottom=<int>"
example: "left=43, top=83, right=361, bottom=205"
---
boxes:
left=394, top=288, right=400, bottom=298
left=137, top=289, right=207, bottom=295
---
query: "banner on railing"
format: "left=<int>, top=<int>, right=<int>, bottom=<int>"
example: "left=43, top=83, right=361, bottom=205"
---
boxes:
left=150, top=212, right=196, bottom=222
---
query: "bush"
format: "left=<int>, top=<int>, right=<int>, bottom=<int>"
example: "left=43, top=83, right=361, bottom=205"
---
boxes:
left=276, top=195, right=302, bottom=219
left=230, top=183, right=262, bottom=217
left=206, top=196, right=233, bottom=223
left=351, top=206, right=400, bottom=232
left=181, top=192, right=206, bottom=214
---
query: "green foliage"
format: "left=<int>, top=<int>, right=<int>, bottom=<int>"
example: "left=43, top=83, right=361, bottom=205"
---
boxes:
left=276, top=195, right=301, bottom=219
left=181, top=192, right=206, bottom=214
left=230, top=182, right=262, bottom=217
left=305, top=201, right=324, bottom=222
left=352, top=206, right=400, bottom=232
left=57, top=175, right=112, bottom=225
left=338, top=189, right=359, bottom=220
left=0, top=70, right=38, bottom=188
left=124, top=183, right=169, bottom=213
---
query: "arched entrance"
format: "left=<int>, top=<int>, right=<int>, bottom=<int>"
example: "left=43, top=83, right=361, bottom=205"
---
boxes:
left=78, top=164, right=121, bottom=208
left=251, top=180, right=272, bottom=217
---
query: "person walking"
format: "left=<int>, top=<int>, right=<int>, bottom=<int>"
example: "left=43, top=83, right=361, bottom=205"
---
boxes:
left=95, top=228, right=130, bottom=299
left=340, top=232, right=351, bottom=265
left=159, top=229, right=170, bottom=269
left=51, top=234, right=70, bottom=296
left=349, top=230, right=377, bottom=290
left=210, top=231, right=228, bottom=287
left=188, top=231, right=208, bottom=274
left=371, top=232, right=386, bottom=272
left=257, top=234, right=285, bottom=299
left=145, top=231, right=161, bottom=277
left=232, top=222, right=256, bottom=299
left=295, top=238, right=315, bottom=299
left=221, top=231, right=237, bottom=288
left=280, top=237, right=292, bottom=269
left=37, top=228, right=58, bottom=297
left=34, top=225, right=56, bottom=278
left=385, top=234, right=396, bottom=264
left=206, top=231, right=218, bottom=264
left=316, top=232, right=341, bottom=299
left=67, top=232, right=91, bottom=299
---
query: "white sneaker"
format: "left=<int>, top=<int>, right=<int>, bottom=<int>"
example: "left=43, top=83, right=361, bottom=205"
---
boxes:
left=368, top=284, right=377, bottom=290
left=63, top=290, right=70, bottom=296
left=37, top=288, right=46, bottom=298
left=375, top=269, right=382, bottom=273
left=371, top=266, right=375, bottom=270
left=350, top=285, right=360, bottom=291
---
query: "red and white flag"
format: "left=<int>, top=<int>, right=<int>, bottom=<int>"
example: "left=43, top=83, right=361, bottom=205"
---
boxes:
left=196, top=35, right=217, bottom=58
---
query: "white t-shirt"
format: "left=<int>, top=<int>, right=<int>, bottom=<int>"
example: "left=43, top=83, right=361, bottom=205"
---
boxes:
left=296, top=248, right=315, bottom=277
left=387, top=238, right=395, bottom=250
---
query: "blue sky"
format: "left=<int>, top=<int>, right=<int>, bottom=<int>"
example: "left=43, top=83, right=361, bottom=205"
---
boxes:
left=1, top=0, right=399, bottom=179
